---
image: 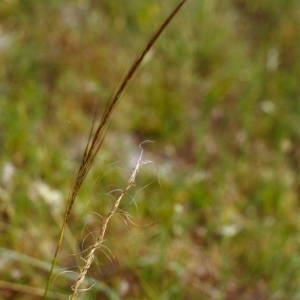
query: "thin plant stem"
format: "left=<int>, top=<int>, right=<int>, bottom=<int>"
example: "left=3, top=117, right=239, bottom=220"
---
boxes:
left=43, top=1, right=186, bottom=299
left=70, top=150, right=148, bottom=300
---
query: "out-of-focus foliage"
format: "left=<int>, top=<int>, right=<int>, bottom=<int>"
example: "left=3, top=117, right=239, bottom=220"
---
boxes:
left=1, top=0, right=300, bottom=299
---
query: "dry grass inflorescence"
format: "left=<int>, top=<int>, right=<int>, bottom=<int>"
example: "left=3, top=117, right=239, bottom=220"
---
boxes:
left=40, top=1, right=187, bottom=299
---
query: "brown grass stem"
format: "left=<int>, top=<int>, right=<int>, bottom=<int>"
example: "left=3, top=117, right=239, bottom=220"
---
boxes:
left=43, top=1, right=186, bottom=299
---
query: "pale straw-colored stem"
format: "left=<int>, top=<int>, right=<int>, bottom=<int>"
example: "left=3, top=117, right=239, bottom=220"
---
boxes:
left=70, top=150, right=148, bottom=300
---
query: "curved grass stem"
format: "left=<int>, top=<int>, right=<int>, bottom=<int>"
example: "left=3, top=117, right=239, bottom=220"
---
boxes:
left=43, top=1, right=186, bottom=299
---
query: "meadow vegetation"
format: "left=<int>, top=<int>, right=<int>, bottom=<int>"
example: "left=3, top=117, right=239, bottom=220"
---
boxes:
left=1, top=0, right=300, bottom=299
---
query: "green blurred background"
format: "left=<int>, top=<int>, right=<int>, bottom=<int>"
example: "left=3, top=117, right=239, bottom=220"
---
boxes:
left=1, top=0, right=300, bottom=299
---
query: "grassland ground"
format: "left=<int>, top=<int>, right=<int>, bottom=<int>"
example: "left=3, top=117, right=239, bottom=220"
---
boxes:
left=1, top=0, right=300, bottom=299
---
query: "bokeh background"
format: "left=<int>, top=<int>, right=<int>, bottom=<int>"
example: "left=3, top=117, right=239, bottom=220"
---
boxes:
left=1, top=0, right=300, bottom=299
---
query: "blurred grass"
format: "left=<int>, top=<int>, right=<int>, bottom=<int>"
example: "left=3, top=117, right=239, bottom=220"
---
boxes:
left=1, top=0, right=300, bottom=299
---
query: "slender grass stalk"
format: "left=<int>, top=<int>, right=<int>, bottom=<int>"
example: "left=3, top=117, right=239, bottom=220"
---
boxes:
left=43, top=1, right=187, bottom=299
left=70, top=150, right=148, bottom=300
